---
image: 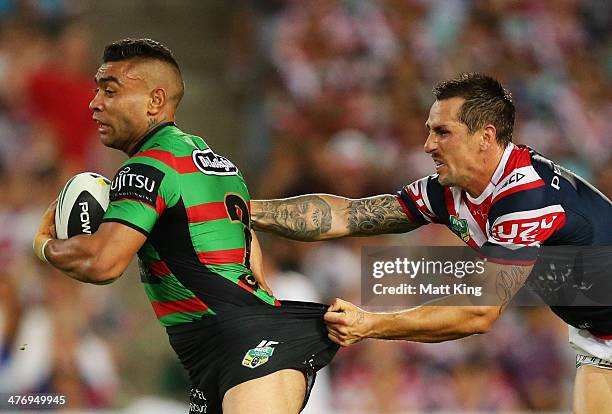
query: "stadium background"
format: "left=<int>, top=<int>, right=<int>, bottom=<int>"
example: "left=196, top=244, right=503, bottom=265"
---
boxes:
left=0, top=0, right=610, bottom=413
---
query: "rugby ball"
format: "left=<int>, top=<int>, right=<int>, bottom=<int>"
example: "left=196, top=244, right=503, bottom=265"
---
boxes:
left=55, top=172, right=111, bottom=239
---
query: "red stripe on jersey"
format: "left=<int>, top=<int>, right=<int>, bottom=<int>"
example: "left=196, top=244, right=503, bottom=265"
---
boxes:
left=238, top=280, right=254, bottom=294
left=197, top=248, right=246, bottom=265
left=479, top=255, right=537, bottom=266
left=444, top=188, right=458, bottom=217
left=501, top=146, right=533, bottom=180
left=492, top=179, right=545, bottom=204
left=136, top=149, right=199, bottom=174
left=148, top=260, right=172, bottom=277
left=187, top=202, right=228, bottom=223
left=155, top=195, right=166, bottom=215
left=151, top=297, right=209, bottom=318
left=590, top=332, right=612, bottom=340
left=396, top=195, right=417, bottom=222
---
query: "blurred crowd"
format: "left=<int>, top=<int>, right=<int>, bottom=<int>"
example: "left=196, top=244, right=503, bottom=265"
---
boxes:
left=0, top=1, right=124, bottom=410
left=0, top=0, right=609, bottom=412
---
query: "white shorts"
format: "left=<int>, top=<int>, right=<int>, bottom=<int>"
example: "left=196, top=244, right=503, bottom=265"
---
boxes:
left=569, top=326, right=612, bottom=370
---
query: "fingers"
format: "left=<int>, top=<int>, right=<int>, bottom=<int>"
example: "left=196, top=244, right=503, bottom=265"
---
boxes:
left=324, top=310, right=346, bottom=324
left=327, top=332, right=344, bottom=346
left=327, top=297, right=346, bottom=313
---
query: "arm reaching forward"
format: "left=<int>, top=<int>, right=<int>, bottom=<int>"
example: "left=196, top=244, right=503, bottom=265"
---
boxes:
left=251, top=194, right=420, bottom=241
left=324, top=261, right=533, bottom=346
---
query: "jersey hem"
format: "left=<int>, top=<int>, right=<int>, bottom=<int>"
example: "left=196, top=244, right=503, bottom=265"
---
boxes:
left=101, top=218, right=149, bottom=237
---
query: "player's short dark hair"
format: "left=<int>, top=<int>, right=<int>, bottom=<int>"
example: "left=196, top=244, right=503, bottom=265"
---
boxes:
left=103, top=38, right=180, bottom=71
left=433, top=73, right=515, bottom=146
left=102, top=38, right=184, bottom=105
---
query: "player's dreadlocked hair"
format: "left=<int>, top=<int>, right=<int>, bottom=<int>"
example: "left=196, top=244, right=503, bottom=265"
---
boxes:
left=433, top=73, right=515, bottom=147
left=102, top=38, right=181, bottom=72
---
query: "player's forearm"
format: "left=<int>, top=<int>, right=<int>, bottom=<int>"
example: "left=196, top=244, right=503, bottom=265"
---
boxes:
left=366, top=304, right=498, bottom=343
left=366, top=262, right=532, bottom=342
left=251, top=194, right=418, bottom=241
left=45, top=237, right=119, bottom=284
left=251, top=195, right=350, bottom=241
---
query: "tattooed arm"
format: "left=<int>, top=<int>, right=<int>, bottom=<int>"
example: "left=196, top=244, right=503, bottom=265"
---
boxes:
left=251, top=194, right=420, bottom=241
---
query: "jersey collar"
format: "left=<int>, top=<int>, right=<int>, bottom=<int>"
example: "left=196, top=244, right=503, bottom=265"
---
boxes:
left=128, top=121, right=176, bottom=157
left=465, top=142, right=515, bottom=204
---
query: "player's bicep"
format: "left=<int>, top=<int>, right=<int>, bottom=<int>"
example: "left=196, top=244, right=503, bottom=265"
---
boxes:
left=343, top=194, right=421, bottom=236
left=92, top=221, right=147, bottom=276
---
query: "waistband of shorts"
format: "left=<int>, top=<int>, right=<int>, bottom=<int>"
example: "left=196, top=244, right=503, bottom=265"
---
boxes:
left=165, top=300, right=329, bottom=335
left=576, top=354, right=612, bottom=370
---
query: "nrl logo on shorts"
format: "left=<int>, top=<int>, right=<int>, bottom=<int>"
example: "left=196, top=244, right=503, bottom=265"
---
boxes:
left=449, top=215, right=470, bottom=243
left=192, top=149, right=239, bottom=176
left=242, top=340, right=279, bottom=369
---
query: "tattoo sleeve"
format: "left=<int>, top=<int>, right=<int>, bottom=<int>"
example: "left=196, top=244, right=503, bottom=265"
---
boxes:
left=251, top=196, right=333, bottom=241
left=251, top=194, right=419, bottom=241
left=347, top=195, right=419, bottom=236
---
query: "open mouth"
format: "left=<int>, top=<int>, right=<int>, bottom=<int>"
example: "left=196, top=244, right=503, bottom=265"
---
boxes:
left=95, top=120, right=111, bottom=134
left=433, top=159, right=445, bottom=170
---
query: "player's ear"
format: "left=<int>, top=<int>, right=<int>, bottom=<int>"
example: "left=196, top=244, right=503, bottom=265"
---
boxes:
left=148, top=88, right=166, bottom=115
left=480, top=125, right=496, bottom=150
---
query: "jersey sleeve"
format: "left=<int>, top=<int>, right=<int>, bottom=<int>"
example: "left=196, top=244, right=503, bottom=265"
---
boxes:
left=482, top=187, right=566, bottom=264
left=102, top=156, right=179, bottom=236
left=396, top=175, right=447, bottom=225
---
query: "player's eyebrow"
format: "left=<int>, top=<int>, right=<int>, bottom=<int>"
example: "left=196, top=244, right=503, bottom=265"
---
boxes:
left=95, top=75, right=122, bottom=86
left=426, top=123, right=450, bottom=133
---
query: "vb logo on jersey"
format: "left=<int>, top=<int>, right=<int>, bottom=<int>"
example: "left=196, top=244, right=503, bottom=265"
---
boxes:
left=242, top=340, right=279, bottom=369
left=449, top=215, right=470, bottom=243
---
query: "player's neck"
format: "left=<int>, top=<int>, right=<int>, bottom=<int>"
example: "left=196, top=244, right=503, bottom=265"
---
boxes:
left=462, top=145, right=505, bottom=198
left=125, top=116, right=176, bottom=156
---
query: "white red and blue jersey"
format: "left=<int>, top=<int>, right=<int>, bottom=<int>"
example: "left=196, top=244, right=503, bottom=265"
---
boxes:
left=396, top=143, right=612, bottom=335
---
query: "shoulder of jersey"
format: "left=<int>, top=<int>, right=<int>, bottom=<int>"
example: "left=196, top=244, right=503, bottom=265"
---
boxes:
left=491, top=145, right=545, bottom=204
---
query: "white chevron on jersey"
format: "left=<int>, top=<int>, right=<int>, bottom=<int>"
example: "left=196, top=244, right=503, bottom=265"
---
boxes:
left=458, top=199, right=488, bottom=246
left=492, top=165, right=544, bottom=203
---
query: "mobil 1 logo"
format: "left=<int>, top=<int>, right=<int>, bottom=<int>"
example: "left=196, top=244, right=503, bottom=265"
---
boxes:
left=192, top=149, right=239, bottom=176
left=109, top=163, right=164, bottom=207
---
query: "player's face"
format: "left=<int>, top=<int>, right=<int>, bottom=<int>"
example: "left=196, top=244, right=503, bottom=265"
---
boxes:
left=89, top=61, right=151, bottom=152
left=424, top=98, right=481, bottom=188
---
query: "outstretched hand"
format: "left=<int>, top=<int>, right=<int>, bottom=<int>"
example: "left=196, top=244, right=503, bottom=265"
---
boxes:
left=324, top=298, right=372, bottom=346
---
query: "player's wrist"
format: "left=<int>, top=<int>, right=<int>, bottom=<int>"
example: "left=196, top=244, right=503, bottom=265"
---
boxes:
left=365, top=311, right=397, bottom=340
left=359, top=311, right=379, bottom=340
left=33, top=236, right=52, bottom=263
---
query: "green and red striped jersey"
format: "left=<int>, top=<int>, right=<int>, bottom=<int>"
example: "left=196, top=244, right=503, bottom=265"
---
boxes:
left=103, top=123, right=278, bottom=327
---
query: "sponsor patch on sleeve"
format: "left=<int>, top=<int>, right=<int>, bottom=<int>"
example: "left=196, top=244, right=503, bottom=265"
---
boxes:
left=109, top=163, right=164, bottom=207
left=488, top=205, right=566, bottom=247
